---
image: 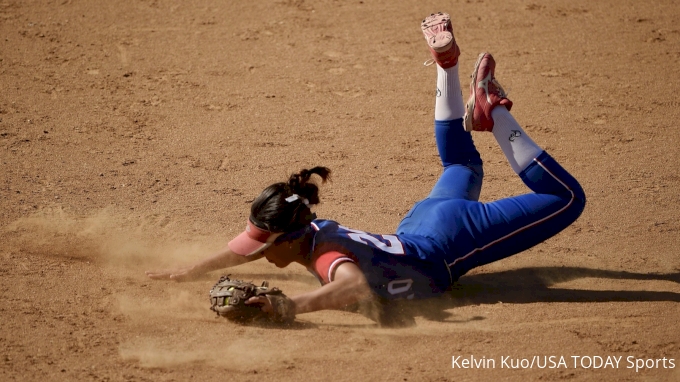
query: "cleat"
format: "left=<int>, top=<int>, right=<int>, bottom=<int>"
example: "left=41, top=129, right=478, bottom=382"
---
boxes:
left=463, top=52, right=513, bottom=132
left=421, top=12, right=460, bottom=69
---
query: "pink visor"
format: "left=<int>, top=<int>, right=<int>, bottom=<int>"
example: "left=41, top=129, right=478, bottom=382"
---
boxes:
left=228, top=220, right=277, bottom=256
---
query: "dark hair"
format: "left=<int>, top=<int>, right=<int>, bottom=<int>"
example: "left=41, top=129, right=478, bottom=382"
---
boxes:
left=250, top=166, right=331, bottom=232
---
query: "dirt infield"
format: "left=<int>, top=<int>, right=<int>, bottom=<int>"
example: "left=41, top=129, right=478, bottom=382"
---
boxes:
left=1, top=0, right=679, bottom=381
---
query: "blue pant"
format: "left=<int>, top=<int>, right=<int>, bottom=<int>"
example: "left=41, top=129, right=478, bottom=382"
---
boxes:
left=396, top=119, right=586, bottom=281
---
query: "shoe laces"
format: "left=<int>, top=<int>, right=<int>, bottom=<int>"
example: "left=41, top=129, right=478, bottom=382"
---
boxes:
left=492, top=78, right=509, bottom=98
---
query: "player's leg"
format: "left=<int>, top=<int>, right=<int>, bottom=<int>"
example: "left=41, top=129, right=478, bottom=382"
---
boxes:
left=447, top=53, right=586, bottom=278
left=398, top=13, right=485, bottom=236
left=464, top=52, right=543, bottom=172
left=447, top=153, right=586, bottom=278
left=421, top=12, right=483, bottom=201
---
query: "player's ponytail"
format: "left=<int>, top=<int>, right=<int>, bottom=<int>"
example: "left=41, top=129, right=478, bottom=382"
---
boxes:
left=287, top=166, right=331, bottom=205
left=249, top=167, right=331, bottom=232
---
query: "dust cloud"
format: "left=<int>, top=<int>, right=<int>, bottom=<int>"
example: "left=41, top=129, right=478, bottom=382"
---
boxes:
left=117, top=290, right=209, bottom=321
left=119, top=337, right=291, bottom=369
left=5, top=207, right=219, bottom=270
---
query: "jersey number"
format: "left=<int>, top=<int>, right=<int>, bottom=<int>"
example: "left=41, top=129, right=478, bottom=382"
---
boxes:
left=388, top=279, right=414, bottom=299
left=339, top=226, right=405, bottom=255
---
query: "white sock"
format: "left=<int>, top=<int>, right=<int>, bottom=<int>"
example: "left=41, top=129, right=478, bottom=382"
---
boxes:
left=491, top=107, right=544, bottom=174
left=434, top=64, right=465, bottom=121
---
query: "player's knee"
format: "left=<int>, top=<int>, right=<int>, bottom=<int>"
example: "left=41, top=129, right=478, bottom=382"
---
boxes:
left=572, top=180, right=586, bottom=209
left=566, top=183, right=586, bottom=221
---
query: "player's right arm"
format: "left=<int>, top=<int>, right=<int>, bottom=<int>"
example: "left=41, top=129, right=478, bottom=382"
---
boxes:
left=246, top=261, right=373, bottom=315
left=145, top=243, right=255, bottom=281
left=290, top=261, right=373, bottom=314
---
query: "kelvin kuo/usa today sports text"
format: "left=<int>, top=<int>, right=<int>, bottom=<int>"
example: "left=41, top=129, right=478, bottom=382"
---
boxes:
left=451, top=355, right=676, bottom=372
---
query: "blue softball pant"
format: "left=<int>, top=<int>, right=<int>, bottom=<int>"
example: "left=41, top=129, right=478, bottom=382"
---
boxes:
left=396, top=119, right=586, bottom=281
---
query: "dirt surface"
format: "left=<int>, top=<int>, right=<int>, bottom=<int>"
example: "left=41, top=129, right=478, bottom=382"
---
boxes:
left=2, top=0, right=679, bottom=381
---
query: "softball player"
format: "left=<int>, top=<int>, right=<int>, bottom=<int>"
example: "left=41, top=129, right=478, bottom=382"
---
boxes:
left=147, top=12, right=586, bottom=320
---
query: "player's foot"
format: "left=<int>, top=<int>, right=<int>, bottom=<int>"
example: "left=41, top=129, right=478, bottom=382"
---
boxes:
left=463, top=52, right=513, bottom=132
left=421, top=12, right=460, bottom=69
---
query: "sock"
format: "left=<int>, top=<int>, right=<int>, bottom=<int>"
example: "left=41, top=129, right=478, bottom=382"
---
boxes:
left=434, top=63, right=465, bottom=121
left=491, top=107, right=544, bottom=174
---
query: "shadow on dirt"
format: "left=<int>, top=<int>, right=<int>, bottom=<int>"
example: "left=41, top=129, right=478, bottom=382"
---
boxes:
left=210, top=267, right=680, bottom=329
left=451, top=266, right=680, bottom=303
left=378, top=266, right=680, bottom=327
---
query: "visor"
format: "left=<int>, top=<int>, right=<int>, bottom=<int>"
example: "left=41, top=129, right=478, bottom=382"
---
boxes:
left=228, top=219, right=277, bottom=256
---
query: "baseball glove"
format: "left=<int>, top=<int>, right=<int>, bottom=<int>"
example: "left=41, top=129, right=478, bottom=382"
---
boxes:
left=209, top=275, right=295, bottom=323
